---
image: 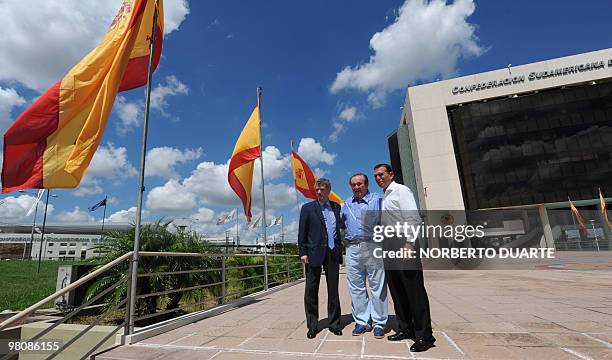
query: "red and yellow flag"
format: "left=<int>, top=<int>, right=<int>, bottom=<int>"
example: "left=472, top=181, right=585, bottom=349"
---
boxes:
left=2, top=0, right=164, bottom=193
left=291, top=150, right=343, bottom=204
left=599, top=189, right=612, bottom=229
left=228, top=105, right=261, bottom=223
left=568, top=197, right=588, bottom=236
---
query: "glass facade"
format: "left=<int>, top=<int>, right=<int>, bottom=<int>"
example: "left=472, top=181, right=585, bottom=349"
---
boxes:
left=448, top=81, right=612, bottom=210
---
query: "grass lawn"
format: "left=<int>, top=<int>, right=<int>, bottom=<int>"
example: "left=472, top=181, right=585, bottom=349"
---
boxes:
left=0, top=260, right=90, bottom=311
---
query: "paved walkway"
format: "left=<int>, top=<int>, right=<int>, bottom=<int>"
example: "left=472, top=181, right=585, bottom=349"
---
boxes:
left=96, top=269, right=612, bottom=359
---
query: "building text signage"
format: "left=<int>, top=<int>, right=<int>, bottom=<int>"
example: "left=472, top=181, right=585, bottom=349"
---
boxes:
left=451, top=59, right=612, bottom=95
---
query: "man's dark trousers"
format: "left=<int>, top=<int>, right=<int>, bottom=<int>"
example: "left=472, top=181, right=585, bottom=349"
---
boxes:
left=304, top=246, right=341, bottom=331
left=386, top=269, right=433, bottom=341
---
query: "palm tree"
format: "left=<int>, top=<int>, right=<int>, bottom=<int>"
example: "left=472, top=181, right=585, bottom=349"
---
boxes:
left=85, top=220, right=221, bottom=324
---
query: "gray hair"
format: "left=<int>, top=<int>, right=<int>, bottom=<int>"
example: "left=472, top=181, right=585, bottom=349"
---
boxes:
left=315, top=178, right=331, bottom=190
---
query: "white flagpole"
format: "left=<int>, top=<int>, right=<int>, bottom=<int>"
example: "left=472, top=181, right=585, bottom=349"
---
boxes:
left=257, top=87, right=268, bottom=291
left=129, top=0, right=159, bottom=335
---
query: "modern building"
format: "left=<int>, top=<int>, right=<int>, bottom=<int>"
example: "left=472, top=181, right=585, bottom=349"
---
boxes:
left=0, top=223, right=131, bottom=260
left=389, top=48, right=612, bottom=250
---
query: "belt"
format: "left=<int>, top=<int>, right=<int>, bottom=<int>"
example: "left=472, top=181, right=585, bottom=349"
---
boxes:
left=347, top=240, right=361, bottom=245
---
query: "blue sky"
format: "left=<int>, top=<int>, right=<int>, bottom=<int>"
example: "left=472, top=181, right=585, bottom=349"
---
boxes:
left=1, top=0, right=612, bottom=242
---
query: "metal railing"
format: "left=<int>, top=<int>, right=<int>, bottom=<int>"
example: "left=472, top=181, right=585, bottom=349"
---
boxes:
left=0, top=251, right=303, bottom=360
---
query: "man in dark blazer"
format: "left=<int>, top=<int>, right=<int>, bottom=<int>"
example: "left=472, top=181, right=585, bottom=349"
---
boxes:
left=298, top=178, right=344, bottom=339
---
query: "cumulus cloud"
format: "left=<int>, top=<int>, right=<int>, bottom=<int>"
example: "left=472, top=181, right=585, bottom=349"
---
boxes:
left=151, top=75, right=189, bottom=117
left=297, top=138, right=336, bottom=166
left=73, top=143, right=137, bottom=197
left=107, top=206, right=149, bottom=223
left=114, top=96, right=143, bottom=136
left=329, top=105, right=363, bottom=142
left=330, top=0, right=484, bottom=107
left=55, top=206, right=94, bottom=223
left=0, top=194, right=54, bottom=225
left=146, top=147, right=202, bottom=179
left=0, top=87, right=26, bottom=134
left=146, top=179, right=197, bottom=213
left=0, top=1, right=190, bottom=91
left=88, top=143, right=137, bottom=179
left=113, top=75, right=189, bottom=135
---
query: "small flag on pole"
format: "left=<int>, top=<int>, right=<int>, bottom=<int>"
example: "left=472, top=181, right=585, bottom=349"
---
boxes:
left=216, top=209, right=237, bottom=225
left=88, top=197, right=107, bottom=212
left=25, top=189, right=46, bottom=217
left=268, top=216, right=282, bottom=227
left=248, top=216, right=262, bottom=229
left=599, top=188, right=612, bottom=229
left=568, top=197, right=588, bottom=236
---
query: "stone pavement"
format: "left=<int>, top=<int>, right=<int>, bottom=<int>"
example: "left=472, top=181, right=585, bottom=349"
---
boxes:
left=96, top=269, right=612, bottom=359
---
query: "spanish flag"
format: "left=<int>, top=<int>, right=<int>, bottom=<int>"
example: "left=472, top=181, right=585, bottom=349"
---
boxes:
left=228, top=105, right=261, bottom=223
left=291, top=150, right=343, bottom=204
left=599, top=189, right=612, bottom=229
left=568, top=197, right=588, bottom=236
left=2, top=0, right=164, bottom=193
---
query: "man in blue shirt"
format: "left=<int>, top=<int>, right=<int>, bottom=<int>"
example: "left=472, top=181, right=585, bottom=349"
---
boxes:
left=341, top=173, right=387, bottom=339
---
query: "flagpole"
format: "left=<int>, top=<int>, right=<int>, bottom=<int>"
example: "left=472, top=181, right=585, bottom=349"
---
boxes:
left=36, top=190, right=51, bottom=274
left=100, top=195, right=108, bottom=241
left=281, top=215, right=284, bottom=253
left=235, top=207, right=239, bottom=250
left=129, top=0, right=159, bottom=335
left=291, top=140, right=301, bottom=214
left=257, top=87, right=268, bottom=291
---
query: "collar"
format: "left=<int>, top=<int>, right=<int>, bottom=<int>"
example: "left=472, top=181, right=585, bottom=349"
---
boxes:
left=318, top=200, right=331, bottom=208
left=351, top=191, right=371, bottom=204
left=384, top=181, right=399, bottom=194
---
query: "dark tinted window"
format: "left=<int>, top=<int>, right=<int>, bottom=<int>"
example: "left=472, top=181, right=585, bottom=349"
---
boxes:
left=448, top=82, right=612, bottom=210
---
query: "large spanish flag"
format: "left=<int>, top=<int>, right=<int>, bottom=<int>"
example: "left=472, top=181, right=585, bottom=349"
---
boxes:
left=1, top=0, right=164, bottom=193
left=291, top=150, right=343, bottom=204
left=228, top=105, right=261, bottom=223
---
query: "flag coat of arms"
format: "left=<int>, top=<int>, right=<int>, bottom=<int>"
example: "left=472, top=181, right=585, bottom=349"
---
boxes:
left=291, top=150, right=343, bottom=204
left=2, top=0, right=164, bottom=193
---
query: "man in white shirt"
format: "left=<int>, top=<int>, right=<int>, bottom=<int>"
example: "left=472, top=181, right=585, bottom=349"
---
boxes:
left=373, top=163, right=435, bottom=352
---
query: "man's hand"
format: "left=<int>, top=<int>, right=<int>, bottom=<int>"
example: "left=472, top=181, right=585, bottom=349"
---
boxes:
left=300, top=255, right=309, bottom=264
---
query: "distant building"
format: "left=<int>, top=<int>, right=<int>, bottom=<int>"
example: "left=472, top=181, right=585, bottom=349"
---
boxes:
left=0, top=223, right=131, bottom=260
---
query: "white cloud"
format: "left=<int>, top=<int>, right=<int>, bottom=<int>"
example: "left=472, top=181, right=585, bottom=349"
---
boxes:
left=0, top=87, right=26, bottom=134
left=164, top=0, right=190, bottom=35
left=107, top=206, right=149, bottom=223
left=183, top=146, right=291, bottom=209
left=0, top=1, right=189, bottom=91
left=329, top=105, right=363, bottom=142
left=297, top=138, right=336, bottom=166
left=55, top=206, right=94, bottom=223
left=146, top=179, right=197, bottom=213
left=151, top=75, right=189, bottom=117
left=0, top=195, right=54, bottom=225
left=88, top=143, right=137, bottom=179
left=330, top=0, right=484, bottom=107
left=114, top=96, right=143, bottom=136
left=73, top=143, right=137, bottom=197
left=146, top=146, right=202, bottom=179
left=113, top=75, right=189, bottom=135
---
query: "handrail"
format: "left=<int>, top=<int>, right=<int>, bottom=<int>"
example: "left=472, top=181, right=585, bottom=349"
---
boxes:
left=138, top=251, right=297, bottom=258
left=0, top=251, right=134, bottom=331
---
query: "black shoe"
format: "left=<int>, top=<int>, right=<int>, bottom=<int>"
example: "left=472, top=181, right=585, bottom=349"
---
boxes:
left=410, top=339, right=436, bottom=352
left=307, top=329, right=317, bottom=339
left=330, top=328, right=343, bottom=336
left=387, top=331, right=415, bottom=341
